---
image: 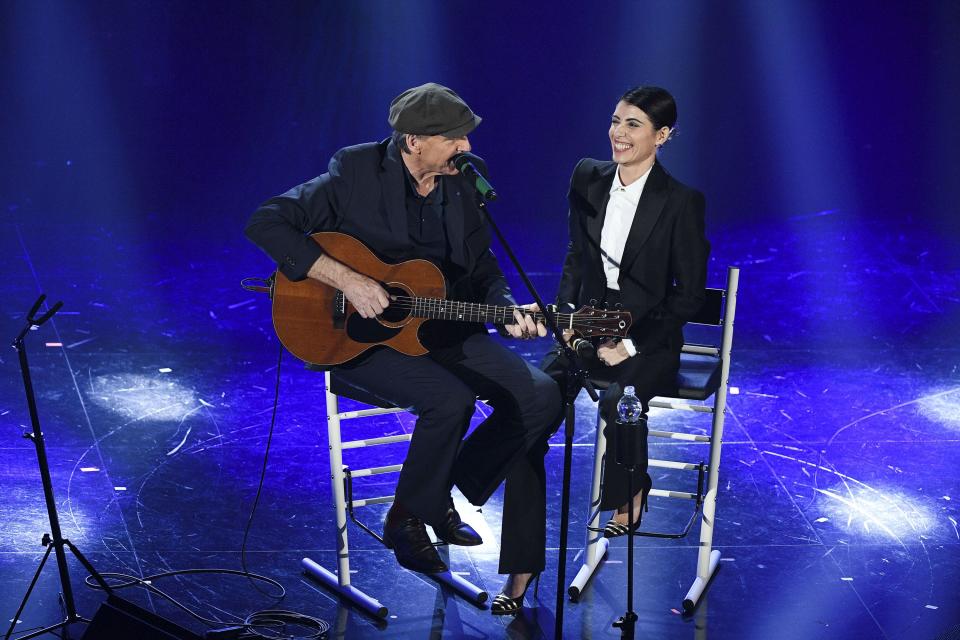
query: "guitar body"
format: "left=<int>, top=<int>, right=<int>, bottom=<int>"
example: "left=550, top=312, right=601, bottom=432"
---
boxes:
left=272, top=232, right=446, bottom=366
left=268, top=232, right=632, bottom=366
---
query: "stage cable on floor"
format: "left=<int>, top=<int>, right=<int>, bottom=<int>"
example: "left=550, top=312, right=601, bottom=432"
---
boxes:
left=83, top=569, right=328, bottom=639
left=240, top=341, right=285, bottom=597
left=80, top=340, right=331, bottom=639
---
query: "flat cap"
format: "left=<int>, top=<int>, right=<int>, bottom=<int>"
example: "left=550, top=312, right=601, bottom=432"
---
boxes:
left=388, top=82, right=481, bottom=138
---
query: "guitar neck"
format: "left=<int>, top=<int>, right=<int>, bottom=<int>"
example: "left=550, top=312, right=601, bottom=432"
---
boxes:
left=386, top=295, right=630, bottom=339
left=398, top=296, right=570, bottom=327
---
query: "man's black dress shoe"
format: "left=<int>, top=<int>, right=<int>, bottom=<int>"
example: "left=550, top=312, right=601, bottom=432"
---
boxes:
left=383, top=504, right=448, bottom=574
left=435, top=503, right=483, bottom=546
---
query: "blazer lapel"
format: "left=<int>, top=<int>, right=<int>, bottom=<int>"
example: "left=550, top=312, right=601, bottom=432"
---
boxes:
left=381, top=142, right=411, bottom=243
left=618, top=162, right=669, bottom=279
left=586, top=162, right=616, bottom=245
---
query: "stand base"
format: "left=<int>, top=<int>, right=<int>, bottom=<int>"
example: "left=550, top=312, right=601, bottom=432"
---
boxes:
left=301, top=557, right=488, bottom=620
left=568, top=545, right=722, bottom=612
left=568, top=537, right=609, bottom=602
left=302, top=558, right=388, bottom=619
left=612, top=611, right=637, bottom=639
left=682, top=550, right=721, bottom=612
left=8, top=615, right=91, bottom=640
left=430, top=570, right=488, bottom=606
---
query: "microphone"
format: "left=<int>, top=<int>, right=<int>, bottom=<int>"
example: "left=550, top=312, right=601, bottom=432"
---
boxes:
left=452, top=153, right=498, bottom=201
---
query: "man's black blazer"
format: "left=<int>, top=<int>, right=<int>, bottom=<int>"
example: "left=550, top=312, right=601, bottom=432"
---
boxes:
left=245, top=138, right=513, bottom=308
left=557, top=158, right=710, bottom=355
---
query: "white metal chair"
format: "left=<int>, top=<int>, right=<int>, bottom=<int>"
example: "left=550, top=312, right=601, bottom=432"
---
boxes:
left=300, top=371, right=487, bottom=619
left=568, top=266, right=740, bottom=612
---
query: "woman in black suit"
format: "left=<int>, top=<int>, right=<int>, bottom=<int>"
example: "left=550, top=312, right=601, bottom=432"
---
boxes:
left=492, top=86, right=710, bottom=615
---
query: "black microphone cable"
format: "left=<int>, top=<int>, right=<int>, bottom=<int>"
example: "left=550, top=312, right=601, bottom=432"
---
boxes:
left=240, top=341, right=284, bottom=597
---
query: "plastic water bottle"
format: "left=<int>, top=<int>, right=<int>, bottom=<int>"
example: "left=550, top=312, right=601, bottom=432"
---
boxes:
left=615, top=385, right=645, bottom=468
left=617, top=386, right=643, bottom=424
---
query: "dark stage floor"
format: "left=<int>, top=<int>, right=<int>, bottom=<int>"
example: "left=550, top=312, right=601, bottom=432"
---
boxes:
left=2, top=210, right=959, bottom=639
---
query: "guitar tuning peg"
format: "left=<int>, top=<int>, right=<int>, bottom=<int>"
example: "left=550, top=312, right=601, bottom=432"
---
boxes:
left=589, top=298, right=598, bottom=306
left=615, top=302, right=623, bottom=309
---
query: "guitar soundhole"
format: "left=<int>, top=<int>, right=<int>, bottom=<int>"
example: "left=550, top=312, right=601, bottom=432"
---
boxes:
left=379, top=285, right=412, bottom=324
left=344, top=285, right=411, bottom=344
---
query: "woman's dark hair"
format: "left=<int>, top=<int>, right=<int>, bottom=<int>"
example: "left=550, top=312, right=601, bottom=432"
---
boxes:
left=619, top=86, right=677, bottom=130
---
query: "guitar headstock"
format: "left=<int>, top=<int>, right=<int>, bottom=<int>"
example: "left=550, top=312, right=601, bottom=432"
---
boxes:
left=571, top=305, right=633, bottom=338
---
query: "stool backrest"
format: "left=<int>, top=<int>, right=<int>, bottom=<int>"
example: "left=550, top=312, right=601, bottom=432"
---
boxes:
left=687, top=288, right=725, bottom=326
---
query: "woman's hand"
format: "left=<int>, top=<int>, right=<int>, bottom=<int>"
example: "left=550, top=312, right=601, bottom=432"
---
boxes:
left=597, top=339, right=630, bottom=366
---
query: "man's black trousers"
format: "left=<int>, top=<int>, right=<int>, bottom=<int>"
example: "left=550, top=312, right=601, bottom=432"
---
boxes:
left=333, top=330, right=560, bottom=529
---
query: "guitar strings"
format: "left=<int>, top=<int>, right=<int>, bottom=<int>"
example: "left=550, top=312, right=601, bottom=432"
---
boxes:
left=384, top=301, right=609, bottom=323
left=380, top=295, right=626, bottom=330
left=386, top=299, right=622, bottom=318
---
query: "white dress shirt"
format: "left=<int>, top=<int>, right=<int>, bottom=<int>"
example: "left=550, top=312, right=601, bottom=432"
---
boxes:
left=599, top=164, right=653, bottom=357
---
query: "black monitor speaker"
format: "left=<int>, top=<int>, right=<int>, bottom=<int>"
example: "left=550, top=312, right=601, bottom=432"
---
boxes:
left=82, top=595, right=203, bottom=640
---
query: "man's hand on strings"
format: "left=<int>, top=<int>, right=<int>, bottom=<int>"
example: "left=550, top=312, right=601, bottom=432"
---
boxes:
left=343, top=272, right=390, bottom=318
left=307, top=254, right=389, bottom=319
left=505, top=303, right=547, bottom=340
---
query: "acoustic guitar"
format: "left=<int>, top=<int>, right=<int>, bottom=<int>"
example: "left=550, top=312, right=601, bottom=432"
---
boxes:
left=269, top=232, right=632, bottom=366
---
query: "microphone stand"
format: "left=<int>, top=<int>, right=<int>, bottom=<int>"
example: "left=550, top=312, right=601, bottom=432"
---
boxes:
left=610, top=414, right=647, bottom=640
left=4, top=295, right=113, bottom=640
left=476, top=200, right=598, bottom=640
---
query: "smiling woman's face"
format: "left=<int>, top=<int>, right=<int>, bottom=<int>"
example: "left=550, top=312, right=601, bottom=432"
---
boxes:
left=608, top=100, right=668, bottom=170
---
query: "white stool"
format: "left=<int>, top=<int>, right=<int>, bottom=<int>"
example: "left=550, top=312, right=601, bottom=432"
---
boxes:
left=301, top=371, right=487, bottom=618
left=568, top=266, right=739, bottom=612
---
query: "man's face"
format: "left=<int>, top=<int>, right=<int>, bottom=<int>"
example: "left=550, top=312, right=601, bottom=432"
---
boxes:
left=414, top=134, right=472, bottom=175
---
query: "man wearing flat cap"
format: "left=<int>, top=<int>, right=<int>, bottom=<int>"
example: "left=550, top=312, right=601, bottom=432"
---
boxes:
left=246, top=83, right=557, bottom=575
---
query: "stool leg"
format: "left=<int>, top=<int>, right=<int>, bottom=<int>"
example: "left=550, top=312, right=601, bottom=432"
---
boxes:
left=568, top=410, right=609, bottom=601
left=305, top=374, right=493, bottom=616
left=324, top=372, right=352, bottom=586
left=586, top=413, right=608, bottom=566
left=683, top=391, right=728, bottom=612
left=301, top=373, right=388, bottom=619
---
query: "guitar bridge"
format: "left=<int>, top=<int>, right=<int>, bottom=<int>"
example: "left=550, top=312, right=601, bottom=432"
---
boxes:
left=333, top=290, right=346, bottom=329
